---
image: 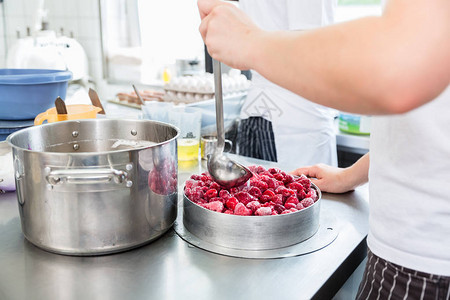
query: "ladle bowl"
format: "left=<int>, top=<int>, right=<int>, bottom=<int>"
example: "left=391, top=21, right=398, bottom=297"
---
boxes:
left=207, top=152, right=253, bottom=189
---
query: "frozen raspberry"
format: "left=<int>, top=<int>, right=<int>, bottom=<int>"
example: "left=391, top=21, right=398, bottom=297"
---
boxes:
left=275, top=186, right=287, bottom=194
left=255, top=207, right=272, bottom=216
left=260, top=189, right=274, bottom=203
left=210, top=197, right=223, bottom=203
left=271, top=194, right=283, bottom=205
left=246, top=200, right=261, bottom=213
left=261, top=172, right=274, bottom=179
left=262, top=201, right=275, bottom=208
left=274, top=173, right=285, bottom=182
left=296, top=203, right=305, bottom=210
left=273, top=204, right=285, bottom=214
left=248, top=186, right=262, bottom=198
left=276, top=186, right=296, bottom=199
left=210, top=182, right=221, bottom=191
left=205, top=189, right=218, bottom=200
left=234, top=203, right=252, bottom=216
left=235, top=192, right=255, bottom=205
left=219, top=190, right=231, bottom=200
left=255, top=165, right=266, bottom=174
left=203, top=201, right=224, bottom=213
left=268, top=167, right=281, bottom=174
left=298, top=176, right=311, bottom=189
left=259, top=175, right=270, bottom=182
left=284, top=202, right=297, bottom=210
left=285, top=195, right=299, bottom=206
left=301, top=198, right=314, bottom=208
left=265, top=177, right=279, bottom=189
left=250, top=179, right=268, bottom=191
left=285, top=189, right=297, bottom=199
left=186, top=164, right=319, bottom=217
left=297, top=189, right=307, bottom=200
left=230, top=187, right=239, bottom=194
left=190, top=174, right=201, bottom=181
left=224, top=210, right=233, bottom=214
left=185, top=179, right=196, bottom=189
left=249, top=165, right=266, bottom=174
left=297, top=174, right=308, bottom=181
left=305, top=189, right=318, bottom=201
left=260, top=195, right=271, bottom=203
left=288, top=182, right=304, bottom=193
left=190, top=187, right=204, bottom=202
left=283, top=174, right=294, bottom=185
left=263, top=189, right=276, bottom=197
left=225, top=197, right=238, bottom=210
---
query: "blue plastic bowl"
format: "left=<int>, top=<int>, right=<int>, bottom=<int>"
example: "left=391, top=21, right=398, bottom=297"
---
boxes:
left=0, top=69, right=72, bottom=120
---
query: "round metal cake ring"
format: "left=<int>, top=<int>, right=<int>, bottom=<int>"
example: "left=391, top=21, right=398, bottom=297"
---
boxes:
left=174, top=203, right=339, bottom=259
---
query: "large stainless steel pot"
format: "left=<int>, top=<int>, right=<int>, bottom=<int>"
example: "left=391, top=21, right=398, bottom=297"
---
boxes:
left=7, top=119, right=179, bottom=256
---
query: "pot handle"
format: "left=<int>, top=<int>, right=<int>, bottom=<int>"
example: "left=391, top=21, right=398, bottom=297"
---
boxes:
left=14, top=157, right=26, bottom=205
left=46, top=168, right=132, bottom=187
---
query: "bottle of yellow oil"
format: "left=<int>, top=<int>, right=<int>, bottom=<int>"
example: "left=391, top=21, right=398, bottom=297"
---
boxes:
left=178, top=138, right=200, bottom=161
left=162, top=67, right=171, bottom=83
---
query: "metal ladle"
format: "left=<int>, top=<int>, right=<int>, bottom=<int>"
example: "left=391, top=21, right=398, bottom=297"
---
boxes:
left=207, top=59, right=253, bottom=189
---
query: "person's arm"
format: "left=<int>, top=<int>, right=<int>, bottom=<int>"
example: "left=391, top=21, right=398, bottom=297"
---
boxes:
left=198, top=0, right=450, bottom=115
left=290, top=153, right=370, bottom=193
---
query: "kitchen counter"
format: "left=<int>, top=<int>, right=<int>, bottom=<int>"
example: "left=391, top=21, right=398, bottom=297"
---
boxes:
left=0, top=155, right=369, bottom=300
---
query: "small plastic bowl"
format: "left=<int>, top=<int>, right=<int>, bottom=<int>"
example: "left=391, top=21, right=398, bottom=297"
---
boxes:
left=0, top=69, right=72, bottom=120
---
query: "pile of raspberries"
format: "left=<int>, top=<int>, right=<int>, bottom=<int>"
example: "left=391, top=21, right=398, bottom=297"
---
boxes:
left=184, top=165, right=318, bottom=216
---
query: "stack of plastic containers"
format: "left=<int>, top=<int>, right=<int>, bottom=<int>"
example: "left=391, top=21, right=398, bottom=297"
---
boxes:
left=0, top=69, right=72, bottom=140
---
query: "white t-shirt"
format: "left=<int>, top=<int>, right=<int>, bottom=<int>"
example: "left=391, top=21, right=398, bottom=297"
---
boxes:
left=239, top=0, right=338, bottom=168
left=368, top=86, right=450, bottom=276
left=239, top=0, right=335, bottom=31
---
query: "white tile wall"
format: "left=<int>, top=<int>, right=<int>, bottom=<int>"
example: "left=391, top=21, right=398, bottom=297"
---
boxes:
left=76, top=0, right=99, bottom=18
left=0, top=0, right=104, bottom=82
left=78, top=18, right=101, bottom=40
left=3, top=0, right=24, bottom=17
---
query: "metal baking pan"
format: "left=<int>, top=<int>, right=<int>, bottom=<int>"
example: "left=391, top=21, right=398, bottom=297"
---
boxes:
left=183, top=183, right=321, bottom=251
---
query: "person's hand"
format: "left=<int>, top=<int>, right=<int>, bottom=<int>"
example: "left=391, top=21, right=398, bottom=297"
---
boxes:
left=198, top=0, right=263, bottom=70
left=290, top=164, right=356, bottom=194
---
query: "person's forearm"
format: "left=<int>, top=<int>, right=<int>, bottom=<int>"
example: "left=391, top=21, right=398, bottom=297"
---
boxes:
left=343, top=153, right=370, bottom=190
left=249, top=0, right=450, bottom=114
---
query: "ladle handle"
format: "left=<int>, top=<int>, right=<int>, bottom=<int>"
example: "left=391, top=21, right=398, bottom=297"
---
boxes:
left=213, top=59, right=225, bottom=152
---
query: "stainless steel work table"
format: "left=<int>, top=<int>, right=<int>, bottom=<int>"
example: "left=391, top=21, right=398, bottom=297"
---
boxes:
left=0, top=155, right=369, bottom=300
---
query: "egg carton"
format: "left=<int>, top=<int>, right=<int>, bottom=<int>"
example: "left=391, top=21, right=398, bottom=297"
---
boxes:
left=164, top=91, right=213, bottom=103
left=164, top=90, right=248, bottom=104
left=164, top=73, right=250, bottom=95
